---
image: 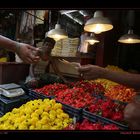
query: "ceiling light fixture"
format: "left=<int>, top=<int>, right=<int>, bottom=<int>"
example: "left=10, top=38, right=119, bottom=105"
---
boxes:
left=84, top=10, right=113, bottom=34
left=47, top=11, right=68, bottom=41
left=118, top=29, right=140, bottom=44
left=47, top=24, right=68, bottom=41
left=118, top=10, right=140, bottom=44
left=85, top=33, right=99, bottom=45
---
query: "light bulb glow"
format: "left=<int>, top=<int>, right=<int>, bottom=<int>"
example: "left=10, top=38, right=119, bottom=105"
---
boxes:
left=118, top=38, right=140, bottom=44
left=93, top=24, right=104, bottom=34
left=85, top=39, right=99, bottom=45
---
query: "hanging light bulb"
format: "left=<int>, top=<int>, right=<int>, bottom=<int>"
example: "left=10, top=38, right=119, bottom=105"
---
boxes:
left=47, top=24, right=68, bottom=41
left=85, top=33, right=99, bottom=45
left=84, top=10, right=113, bottom=34
left=118, top=29, right=140, bottom=44
left=118, top=10, right=140, bottom=44
left=47, top=11, right=68, bottom=41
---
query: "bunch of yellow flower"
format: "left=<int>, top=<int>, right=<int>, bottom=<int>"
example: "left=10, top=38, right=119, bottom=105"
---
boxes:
left=94, top=65, right=127, bottom=91
left=105, top=65, right=125, bottom=72
left=0, top=99, right=73, bottom=130
left=95, top=79, right=119, bottom=91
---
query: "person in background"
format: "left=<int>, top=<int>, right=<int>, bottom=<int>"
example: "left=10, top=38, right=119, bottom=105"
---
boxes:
left=25, top=36, right=69, bottom=88
left=25, top=37, right=55, bottom=86
left=0, top=35, right=40, bottom=64
left=77, top=64, right=140, bottom=129
left=25, top=37, right=63, bottom=88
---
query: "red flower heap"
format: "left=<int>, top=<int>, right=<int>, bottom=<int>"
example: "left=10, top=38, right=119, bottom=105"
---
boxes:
left=34, top=83, right=68, bottom=96
left=55, top=87, right=94, bottom=108
left=72, top=80, right=105, bottom=95
left=88, top=98, right=124, bottom=122
left=75, top=119, right=119, bottom=130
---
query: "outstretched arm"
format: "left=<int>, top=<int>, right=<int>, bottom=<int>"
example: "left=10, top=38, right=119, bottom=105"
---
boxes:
left=78, top=64, right=140, bottom=90
left=0, top=35, right=40, bottom=64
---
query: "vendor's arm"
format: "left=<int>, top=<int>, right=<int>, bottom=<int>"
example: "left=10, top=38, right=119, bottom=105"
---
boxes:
left=78, top=64, right=140, bottom=90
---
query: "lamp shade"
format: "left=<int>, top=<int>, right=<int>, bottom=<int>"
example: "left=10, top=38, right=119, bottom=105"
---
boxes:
left=84, top=11, right=113, bottom=34
left=47, top=24, right=68, bottom=41
left=118, top=29, right=140, bottom=44
left=85, top=33, right=99, bottom=45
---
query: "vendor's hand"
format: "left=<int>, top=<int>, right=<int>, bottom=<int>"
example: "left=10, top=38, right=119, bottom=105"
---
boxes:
left=17, top=43, right=40, bottom=64
left=77, top=64, right=105, bottom=80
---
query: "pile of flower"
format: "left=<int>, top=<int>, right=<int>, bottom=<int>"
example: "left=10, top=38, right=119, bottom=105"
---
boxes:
left=71, top=80, right=105, bottom=94
left=0, top=99, right=72, bottom=130
left=94, top=65, right=127, bottom=91
left=55, top=87, right=94, bottom=108
left=105, top=85, right=136, bottom=102
left=34, top=83, right=68, bottom=96
left=94, top=79, right=119, bottom=91
left=105, top=65, right=126, bottom=72
left=34, top=80, right=105, bottom=98
left=65, top=119, right=120, bottom=130
left=88, top=97, right=125, bottom=122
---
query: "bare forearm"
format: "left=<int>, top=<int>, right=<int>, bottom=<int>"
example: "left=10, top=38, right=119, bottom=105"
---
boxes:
left=78, top=64, right=140, bottom=90
left=102, top=69, right=140, bottom=89
left=0, top=35, right=17, bottom=52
